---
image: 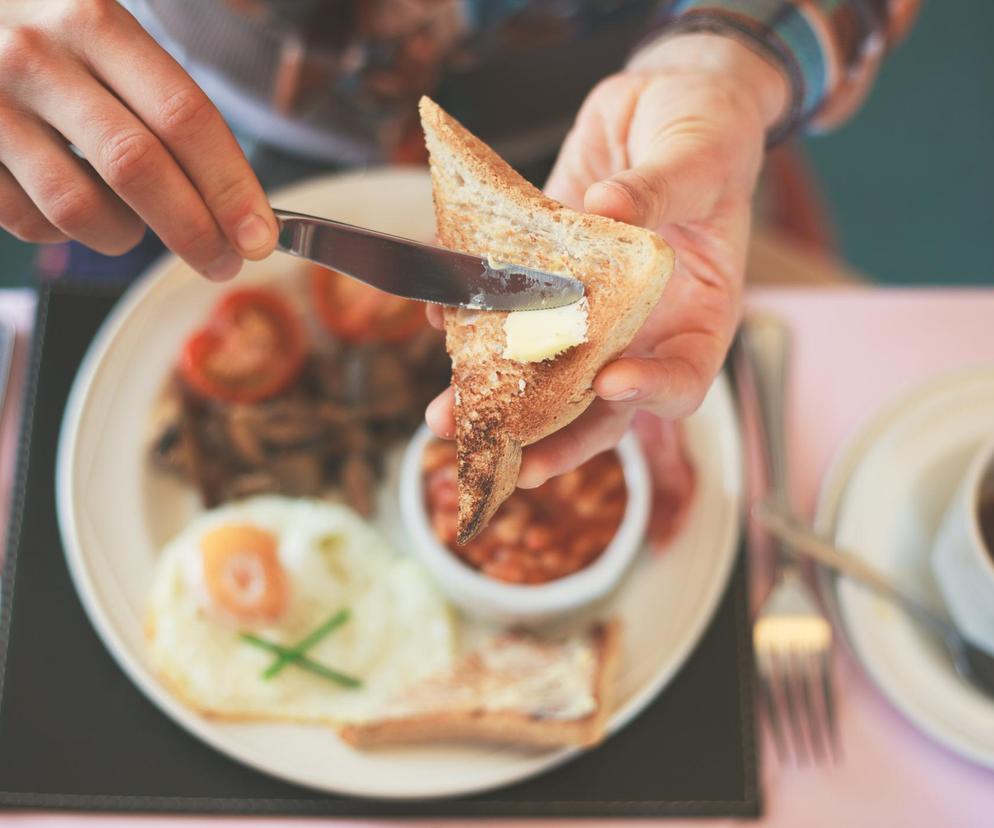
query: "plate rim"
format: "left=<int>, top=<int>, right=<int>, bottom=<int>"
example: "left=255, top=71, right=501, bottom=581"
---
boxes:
left=814, top=364, right=994, bottom=770
left=55, top=167, right=744, bottom=799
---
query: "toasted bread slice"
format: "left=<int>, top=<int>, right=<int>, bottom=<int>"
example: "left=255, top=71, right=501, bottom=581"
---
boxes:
left=339, top=620, right=621, bottom=749
left=419, top=97, right=674, bottom=543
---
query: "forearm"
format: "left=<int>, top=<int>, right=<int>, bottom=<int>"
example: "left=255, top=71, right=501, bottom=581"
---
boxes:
left=637, top=0, right=921, bottom=140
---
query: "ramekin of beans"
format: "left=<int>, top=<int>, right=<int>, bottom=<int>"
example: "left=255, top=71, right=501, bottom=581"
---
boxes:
left=399, top=425, right=651, bottom=625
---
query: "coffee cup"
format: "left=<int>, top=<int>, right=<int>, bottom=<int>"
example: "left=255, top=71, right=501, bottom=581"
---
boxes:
left=931, top=436, right=994, bottom=653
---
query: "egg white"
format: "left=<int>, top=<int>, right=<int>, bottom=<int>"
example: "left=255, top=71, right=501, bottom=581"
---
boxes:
left=146, top=496, right=456, bottom=724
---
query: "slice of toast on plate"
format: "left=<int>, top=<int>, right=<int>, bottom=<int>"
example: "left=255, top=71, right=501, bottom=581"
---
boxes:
left=339, top=619, right=621, bottom=749
left=419, top=97, right=674, bottom=543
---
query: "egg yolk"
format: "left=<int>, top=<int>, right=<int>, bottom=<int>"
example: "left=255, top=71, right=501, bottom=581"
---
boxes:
left=200, top=525, right=288, bottom=623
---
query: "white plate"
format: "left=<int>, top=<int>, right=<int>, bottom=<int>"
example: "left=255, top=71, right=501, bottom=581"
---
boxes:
left=815, top=367, right=994, bottom=769
left=56, top=168, right=743, bottom=799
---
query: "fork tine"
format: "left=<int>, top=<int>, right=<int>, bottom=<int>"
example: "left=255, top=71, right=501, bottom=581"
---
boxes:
left=795, top=648, right=826, bottom=763
left=773, top=647, right=808, bottom=765
left=818, top=648, right=841, bottom=761
left=757, top=653, right=788, bottom=761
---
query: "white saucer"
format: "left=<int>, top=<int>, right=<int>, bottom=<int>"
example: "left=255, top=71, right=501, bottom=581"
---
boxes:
left=815, top=367, right=994, bottom=769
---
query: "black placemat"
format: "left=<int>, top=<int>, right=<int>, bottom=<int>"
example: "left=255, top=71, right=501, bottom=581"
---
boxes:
left=0, top=282, right=759, bottom=818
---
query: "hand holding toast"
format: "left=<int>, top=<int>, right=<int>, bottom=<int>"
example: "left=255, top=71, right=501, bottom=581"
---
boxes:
left=428, top=34, right=788, bottom=489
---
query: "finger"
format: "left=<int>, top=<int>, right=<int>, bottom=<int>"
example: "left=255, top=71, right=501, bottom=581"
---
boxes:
left=518, top=400, right=634, bottom=489
left=584, top=137, right=725, bottom=230
left=0, top=164, right=68, bottom=244
left=0, top=112, right=144, bottom=254
left=31, top=69, right=242, bottom=279
left=543, top=127, right=595, bottom=210
left=425, top=386, right=456, bottom=440
left=593, top=333, right=724, bottom=420
left=79, top=4, right=276, bottom=258
left=425, top=303, right=445, bottom=330
left=544, top=74, right=647, bottom=209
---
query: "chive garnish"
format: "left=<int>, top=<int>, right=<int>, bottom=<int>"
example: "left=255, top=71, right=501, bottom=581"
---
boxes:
left=239, top=633, right=362, bottom=689
left=261, top=608, right=351, bottom=680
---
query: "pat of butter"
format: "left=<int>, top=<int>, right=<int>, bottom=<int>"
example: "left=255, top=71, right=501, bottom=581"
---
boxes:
left=502, top=298, right=588, bottom=363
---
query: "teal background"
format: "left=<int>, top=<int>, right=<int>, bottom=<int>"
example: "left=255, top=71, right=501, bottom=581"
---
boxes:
left=1, top=0, right=991, bottom=288
left=804, top=0, right=994, bottom=286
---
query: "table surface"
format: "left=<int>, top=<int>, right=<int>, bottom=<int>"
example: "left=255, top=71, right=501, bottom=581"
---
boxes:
left=1, top=286, right=993, bottom=827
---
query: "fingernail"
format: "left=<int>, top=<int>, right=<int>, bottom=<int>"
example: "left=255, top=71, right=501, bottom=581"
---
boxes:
left=235, top=214, right=273, bottom=253
left=205, top=250, right=242, bottom=281
left=601, top=388, right=640, bottom=402
left=424, top=399, right=455, bottom=439
left=429, top=418, right=454, bottom=439
left=516, top=464, right=545, bottom=490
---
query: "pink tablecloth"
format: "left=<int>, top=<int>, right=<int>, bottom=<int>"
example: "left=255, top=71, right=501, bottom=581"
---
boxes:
left=1, top=286, right=993, bottom=827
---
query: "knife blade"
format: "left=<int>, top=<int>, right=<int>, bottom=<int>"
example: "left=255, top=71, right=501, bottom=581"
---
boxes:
left=273, top=208, right=585, bottom=312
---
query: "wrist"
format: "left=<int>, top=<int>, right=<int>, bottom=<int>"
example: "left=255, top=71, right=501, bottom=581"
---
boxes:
left=628, top=33, right=789, bottom=132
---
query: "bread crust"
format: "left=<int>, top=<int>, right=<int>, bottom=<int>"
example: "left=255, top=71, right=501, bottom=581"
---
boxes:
left=419, top=97, right=674, bottom=542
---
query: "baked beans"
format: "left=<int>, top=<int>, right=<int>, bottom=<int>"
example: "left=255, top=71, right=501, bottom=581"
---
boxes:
left=422, top=440, right=627, bottom=584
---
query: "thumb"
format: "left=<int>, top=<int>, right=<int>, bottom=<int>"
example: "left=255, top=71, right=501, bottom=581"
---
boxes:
left=584, top=137, right=725, bottom=230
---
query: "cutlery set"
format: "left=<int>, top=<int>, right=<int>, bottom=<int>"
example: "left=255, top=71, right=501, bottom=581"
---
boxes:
left=736, top=312, right=994, bottom=768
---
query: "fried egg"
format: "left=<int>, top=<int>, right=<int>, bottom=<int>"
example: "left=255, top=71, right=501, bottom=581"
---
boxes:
left=146, top=496, right=455, bottom=724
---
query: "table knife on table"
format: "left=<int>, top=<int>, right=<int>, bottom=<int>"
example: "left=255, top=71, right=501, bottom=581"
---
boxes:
left=0, top=316, right=14, bottom=423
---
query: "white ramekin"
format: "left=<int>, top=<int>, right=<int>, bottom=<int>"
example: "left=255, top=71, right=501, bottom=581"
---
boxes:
left=399, top=424, right=651, bottom=625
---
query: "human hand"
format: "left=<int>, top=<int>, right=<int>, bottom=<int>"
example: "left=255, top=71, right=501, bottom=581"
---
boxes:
left=0, top=0, right=276, bottom=279
left=426, top=33, right=787, bottom=487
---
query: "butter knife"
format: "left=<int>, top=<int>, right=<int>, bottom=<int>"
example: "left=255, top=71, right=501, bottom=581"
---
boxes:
left=0, top=316, right=13, bottom=423
left=273, top=208, right=584, bottom=312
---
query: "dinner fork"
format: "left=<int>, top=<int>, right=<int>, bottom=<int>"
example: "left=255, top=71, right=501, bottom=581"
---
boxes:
left=735, top=313, right=839, bottom=765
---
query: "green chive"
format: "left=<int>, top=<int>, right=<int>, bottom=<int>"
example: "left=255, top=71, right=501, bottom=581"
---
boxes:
left=262, top=608, right=351, bottom=680
left=239, top=633, right=362, bottom=689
